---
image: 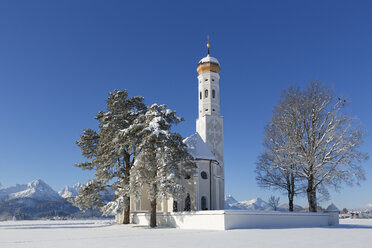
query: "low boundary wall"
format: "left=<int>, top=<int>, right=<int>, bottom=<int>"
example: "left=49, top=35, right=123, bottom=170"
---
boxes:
left=126, top=210, right=339, bottom=230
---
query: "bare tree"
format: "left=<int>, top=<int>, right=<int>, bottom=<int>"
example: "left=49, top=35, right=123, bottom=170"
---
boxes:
left=258, top=82, right=368, bottom=212
left=268, top=196, right=280, bottom=211
left=256, top=87, right=305, bottom=211
left=293, top=82, right=368, bottom=212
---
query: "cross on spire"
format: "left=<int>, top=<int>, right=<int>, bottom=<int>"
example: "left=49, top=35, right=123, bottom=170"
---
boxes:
left=207, top=35, right=210, bottom=55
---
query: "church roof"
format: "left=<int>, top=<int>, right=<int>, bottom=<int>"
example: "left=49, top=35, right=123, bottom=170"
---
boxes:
left=183, top=133, right=216, bottom=161
left=198, top=54, right=220, bottom=65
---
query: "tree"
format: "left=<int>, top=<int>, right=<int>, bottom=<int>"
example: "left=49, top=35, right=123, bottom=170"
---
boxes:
left=293, top=83, right=368, bottom=211
left=71, top=89, right=146, bottom=224
left=259, top=82, right=369, bottom=212
left=128, top=104, right=196, bottom=227
left=268, top=195, right=280, bottom=211
left=256, top=87, right=305, bottom=211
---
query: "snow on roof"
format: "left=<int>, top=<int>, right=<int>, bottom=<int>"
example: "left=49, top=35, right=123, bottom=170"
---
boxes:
left=326, top=203, right=340, bottom=212
left=183, top=133, right=216, bottom=161
left=198, top=55, right=220, bottom=65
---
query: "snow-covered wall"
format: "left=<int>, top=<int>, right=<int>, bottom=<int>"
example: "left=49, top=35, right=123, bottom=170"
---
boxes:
left=129, top=210, right=339, bottom=230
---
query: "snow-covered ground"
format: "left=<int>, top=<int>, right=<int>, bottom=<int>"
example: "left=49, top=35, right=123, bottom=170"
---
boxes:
left=0, top=219, right=371, bottom=248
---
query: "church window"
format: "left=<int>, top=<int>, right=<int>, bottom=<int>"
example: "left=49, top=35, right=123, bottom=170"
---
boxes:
left=173, top=201, right=178, bottom=212
left=184, top=193, right=191, bottom=211
left=201, top=171, right=208, bottom=179
left=212, top=89, right=215, bottom=98
left=205, top=89, right=208, bottom=98
left=201, top=196, right=208, bottom=210
left=200, top=92, right=202, bottom=99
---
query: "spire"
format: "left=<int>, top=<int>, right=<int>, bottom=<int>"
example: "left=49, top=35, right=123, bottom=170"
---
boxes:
left=207, top=34, right=210, bottom=55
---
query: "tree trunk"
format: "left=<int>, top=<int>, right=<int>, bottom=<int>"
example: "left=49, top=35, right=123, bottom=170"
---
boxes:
left=150, top=198, right=157, bottom=228
left=122, top=196, right=130, bottom=224
left=307, top=178, right=317, bottom=212
left=288, top=191, right=294, bottom=212
left=289, top=172, right=295, bottom=212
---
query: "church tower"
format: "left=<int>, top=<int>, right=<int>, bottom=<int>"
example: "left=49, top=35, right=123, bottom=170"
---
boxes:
left=196, top=41, right=224, bottom=210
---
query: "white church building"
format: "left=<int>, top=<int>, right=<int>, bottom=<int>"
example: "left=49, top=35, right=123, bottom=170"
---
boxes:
left=117, top=43, right=340, bottom=230
left=127, top=43, right=225, bottom=213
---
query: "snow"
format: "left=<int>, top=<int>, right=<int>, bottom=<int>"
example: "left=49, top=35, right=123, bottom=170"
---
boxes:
left=1, top=179, right=61, bottom=201
left=198, top=55, right=220, bottom=65
left=58, top=183, right=82, bottom=198
left=0, top=219, right=371, bottom=248
left=183, top=133, right=216, bottom=161
left=225, top=197, right=271, bottom=210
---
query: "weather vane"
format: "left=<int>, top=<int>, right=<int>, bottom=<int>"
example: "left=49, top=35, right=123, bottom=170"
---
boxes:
left=207, top=34, right=210, bottom=55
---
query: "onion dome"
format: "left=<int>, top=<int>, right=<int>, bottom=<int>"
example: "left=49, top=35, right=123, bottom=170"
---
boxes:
left=197, top=41, right=220, bottom=75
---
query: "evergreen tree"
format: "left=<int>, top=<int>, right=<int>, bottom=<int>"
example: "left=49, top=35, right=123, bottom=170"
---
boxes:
left=71, top=89, right=146, bottom=224
left=128, top=104, right=196, bottom=227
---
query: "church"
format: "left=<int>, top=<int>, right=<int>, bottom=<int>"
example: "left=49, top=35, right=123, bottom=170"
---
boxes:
left=115, top=44, right=340, bottom=230
left=125, top=42, right=225, bottom=214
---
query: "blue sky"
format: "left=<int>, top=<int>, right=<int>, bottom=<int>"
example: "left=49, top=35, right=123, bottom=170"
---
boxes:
left=0, top=0, right=371, bottom=209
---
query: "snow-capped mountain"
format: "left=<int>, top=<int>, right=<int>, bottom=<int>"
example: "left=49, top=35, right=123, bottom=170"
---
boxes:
left=225, top=195, right=305, bottom=211
left=278, top=203, right=304, bottom=211
left=0, top=179, right=61, bottom=202
left=225, top=196, right=270, bottom=210
left=58, top=183, right=82, bottom=198
left=225, top=195, right=238, bottom=208
left=350, top=204, right=372, bottom=213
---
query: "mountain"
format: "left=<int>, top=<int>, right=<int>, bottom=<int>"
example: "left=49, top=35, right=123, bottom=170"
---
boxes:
left=58, top=183, right=82, bottom=198
left=350, top=204, right=372, bottom=213
left=224, top=195, right=238, bottom=208
left=225, top=196, right=305, bottom=211
left=0, top=179, right=61, bottom=202
left=278, top=203, right=304, bottom=211
left=0, top=180, right=111, bottom=220
left=225, top=196, right=270, bottom=210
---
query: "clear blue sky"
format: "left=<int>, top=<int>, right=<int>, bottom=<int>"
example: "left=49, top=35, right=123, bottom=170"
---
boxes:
left=0, top=0, right=371, bottom=209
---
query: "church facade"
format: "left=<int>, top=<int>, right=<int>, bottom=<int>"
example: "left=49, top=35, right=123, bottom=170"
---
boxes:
left=128, top=45, right=225, bottom=213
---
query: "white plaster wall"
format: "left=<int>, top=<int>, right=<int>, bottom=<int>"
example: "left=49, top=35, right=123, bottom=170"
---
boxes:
left=130, top=210, right=337, bottom=230
left=224, top=210, right=330, bottom=229
left=131, top=211, right=226, bottom=230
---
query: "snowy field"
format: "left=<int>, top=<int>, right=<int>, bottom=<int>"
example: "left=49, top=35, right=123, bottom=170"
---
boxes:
left=0, top=219, right=371, bottom=248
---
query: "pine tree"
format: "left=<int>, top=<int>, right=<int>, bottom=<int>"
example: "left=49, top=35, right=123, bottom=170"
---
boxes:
left=71, top=89, right=146, bottom=224
left=128, top=104, right=196, bottom=227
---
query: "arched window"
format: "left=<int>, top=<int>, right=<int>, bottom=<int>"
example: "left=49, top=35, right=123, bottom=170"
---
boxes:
left=200, top=92, right=202, bottom=99
left=201, top=171, right=208, bottom=179
left=212, top=89, right=215, bottom=98
left=173, top=201, right=178, bottom=212
left=184, top=193, right=191, bottom=211
left=201, top=196, right=208, bottom=210
left=205, top=89, right=208, bottom=98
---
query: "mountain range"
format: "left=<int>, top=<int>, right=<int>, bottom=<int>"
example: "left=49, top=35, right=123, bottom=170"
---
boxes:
left=0, top=180, right=108, bottom=220
left=225, top=195, right=304, bottom=211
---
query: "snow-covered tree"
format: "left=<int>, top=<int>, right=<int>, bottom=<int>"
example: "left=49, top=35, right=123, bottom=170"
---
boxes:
left=268, top=195, right=280, bottom=211
left=256, top=87, right=305, bottom=211
left=128, top=104, right=196, bottom=227
left=71, top=89, right=146, bottom=224
left=258, top=82, right=369, bottom=212
left=294, top=83, right=368, bottom=212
